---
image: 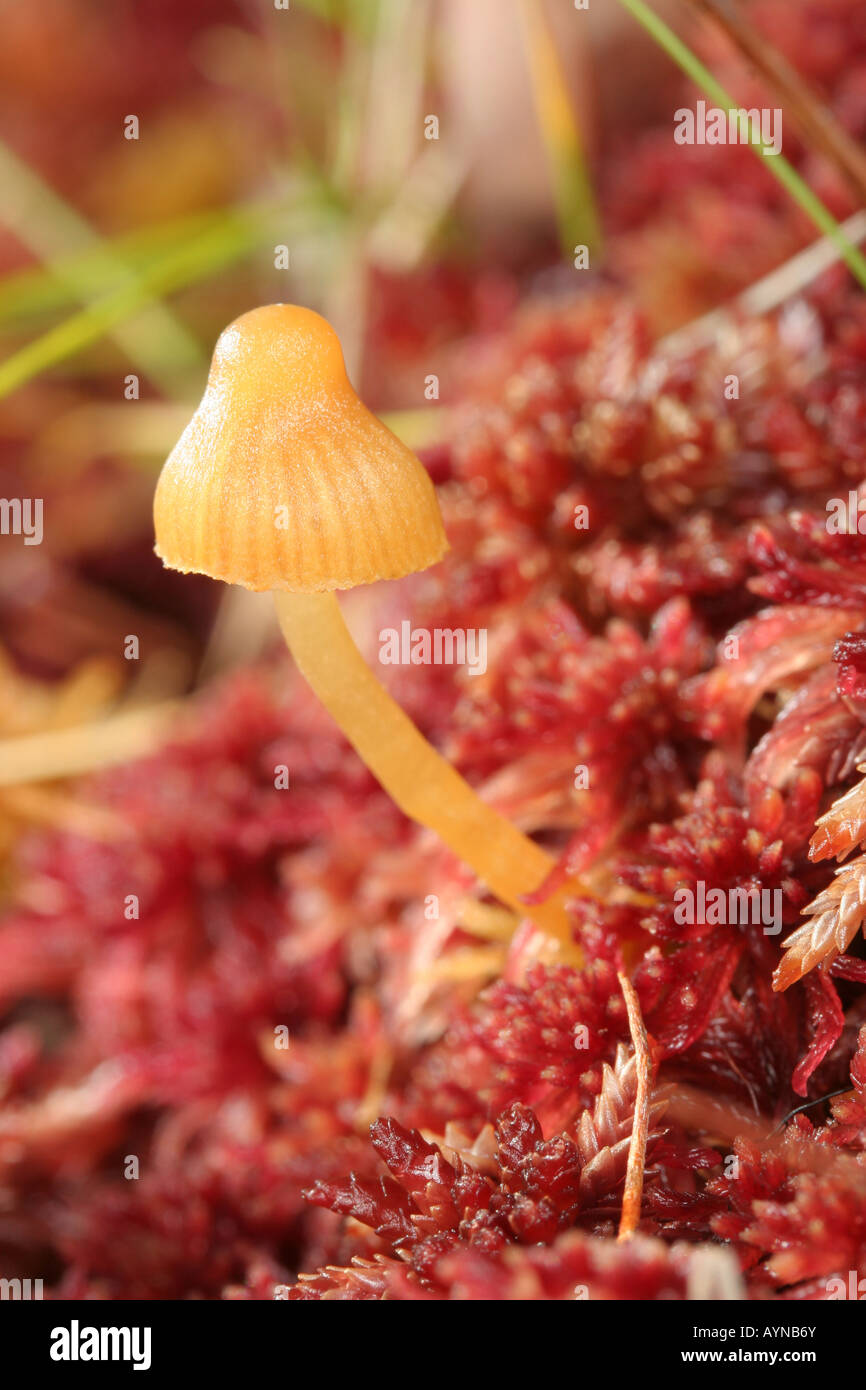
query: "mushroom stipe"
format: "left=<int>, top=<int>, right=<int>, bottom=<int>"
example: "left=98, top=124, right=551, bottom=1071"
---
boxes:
left=274, top=588, right=585, bottom=938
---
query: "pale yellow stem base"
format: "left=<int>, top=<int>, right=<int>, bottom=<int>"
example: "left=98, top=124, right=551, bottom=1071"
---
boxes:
left=274, top=590, right=578, bottom=942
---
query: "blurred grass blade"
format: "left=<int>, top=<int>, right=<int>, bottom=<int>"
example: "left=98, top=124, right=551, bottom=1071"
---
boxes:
left=519, top=0, right=602, bottom=260
left=659, top=208, right=866, bottom=356
left=0, top=185, right=344, bottom=401
left=361, top=0, right=431, bottom=196
left=616, top=0, right=866, bottom=292
left=381, top=406, right=453, bottom=449
left=0, top=140, right=204, bottom=392
left=0, top=213, right=259, bottom=401
left=291, top=0, right=378, bottom=36
left=367, top=143, right=466, bottom=272
left=0, top=209, right=244, bottom=324
left=685, top=0, right=866, bottom=204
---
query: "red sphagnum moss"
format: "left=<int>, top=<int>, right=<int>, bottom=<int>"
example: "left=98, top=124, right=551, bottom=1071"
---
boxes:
left=4, top=0, right=866, bottom=1300
left=1, top=266, right=864, bottom=1298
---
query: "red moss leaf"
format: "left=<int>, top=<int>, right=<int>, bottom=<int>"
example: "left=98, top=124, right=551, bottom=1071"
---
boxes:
left=303, top=1172, right=416, bottom=1244
left=792, top=970, right=845, bottom=1097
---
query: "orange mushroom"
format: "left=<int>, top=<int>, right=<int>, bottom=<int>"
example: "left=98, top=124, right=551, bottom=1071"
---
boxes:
left=155, top=303, right=581, bottom=939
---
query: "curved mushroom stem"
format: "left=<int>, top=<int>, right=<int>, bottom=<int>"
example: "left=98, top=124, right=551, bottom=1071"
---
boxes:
left=274, top=590, right=583, bottom=942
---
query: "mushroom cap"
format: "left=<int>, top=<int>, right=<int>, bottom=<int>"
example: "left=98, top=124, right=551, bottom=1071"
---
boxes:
left=154, top=303, right=448, bottom=591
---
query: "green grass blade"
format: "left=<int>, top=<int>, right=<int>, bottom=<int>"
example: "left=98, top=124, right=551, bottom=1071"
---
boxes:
left=616, top=0, right=866, bottom=292
left=0, top=210, right=240, bottom=324
left=0, top=214, right=257, bottom=401
left=520, top=0, right=602, bottom=261
left=0, top=182, right=345, bottom=401
left=0, top=141, right=205, bottom=391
